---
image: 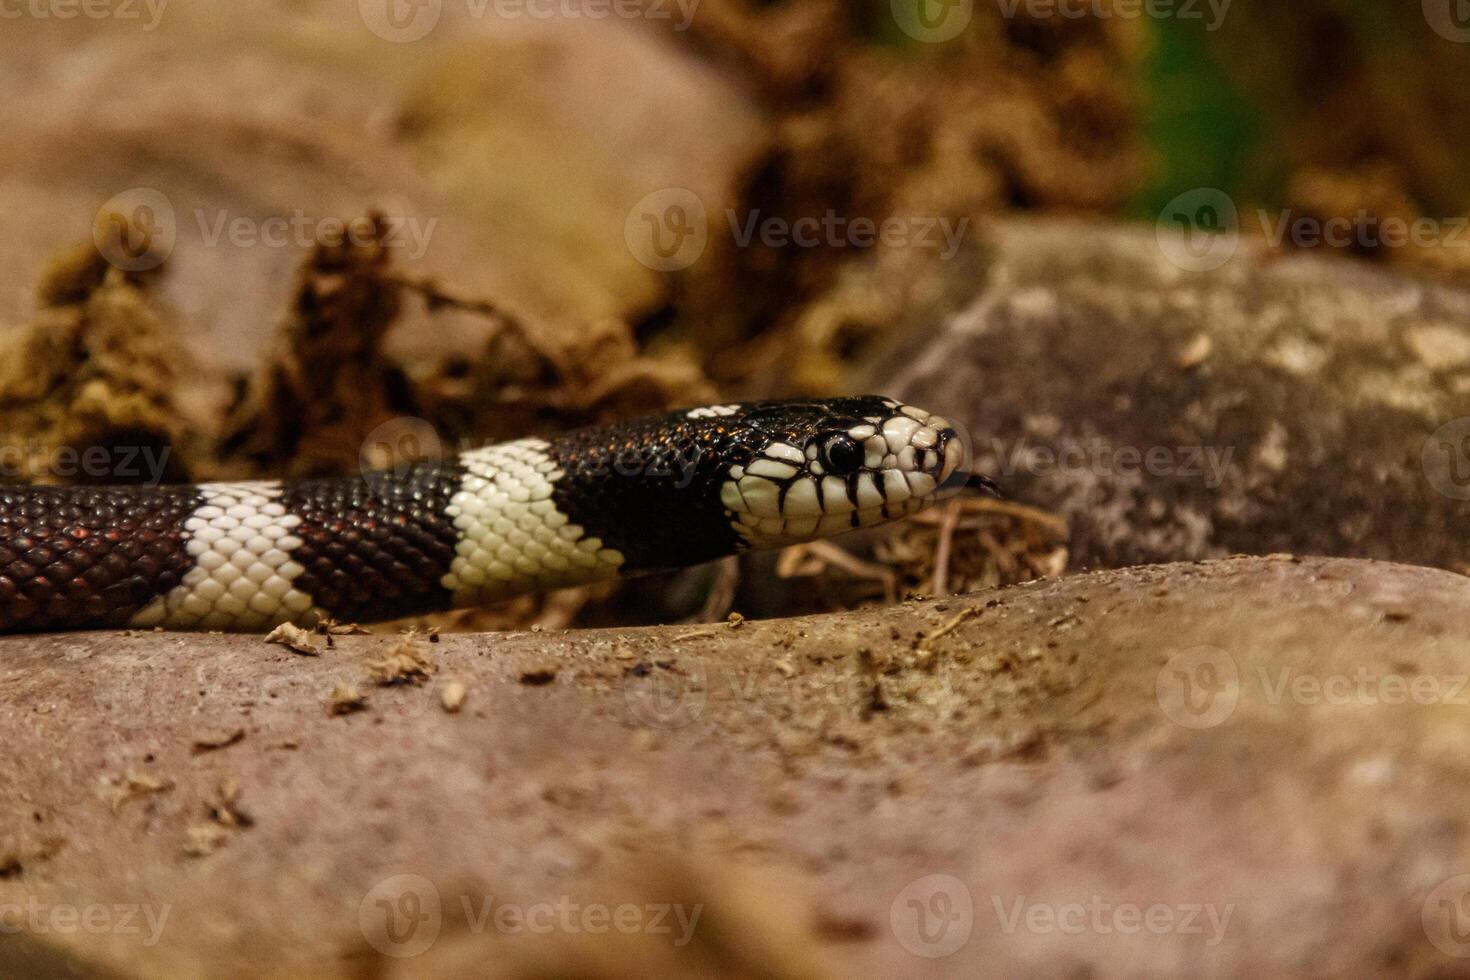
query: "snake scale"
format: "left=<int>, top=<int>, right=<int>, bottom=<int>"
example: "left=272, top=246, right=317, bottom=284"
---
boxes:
left=0, top=397, right=995, bottom=632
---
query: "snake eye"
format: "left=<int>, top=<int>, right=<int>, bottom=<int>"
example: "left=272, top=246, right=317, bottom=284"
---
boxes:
left=818, top=434, right=864, bottom=475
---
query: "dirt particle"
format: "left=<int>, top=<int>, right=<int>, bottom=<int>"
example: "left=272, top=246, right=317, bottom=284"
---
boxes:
left=520, top=667, right=558, bottom=686
left=440, top=680, right=468, bottom=713
left=191, top=728, right=246, bottom=754
left=182, top=823, right=232, bottom=858
left=99, top=769, right=174, bottom=813
left=206, top=779, right=254, bottom=830
left=366, top=638, right=434, bottom=686
left=1176, top=333, right=1213, bottom=369
left=326, top=684, right=368, bottom=717
left=265, top=623, right=322, bottom=657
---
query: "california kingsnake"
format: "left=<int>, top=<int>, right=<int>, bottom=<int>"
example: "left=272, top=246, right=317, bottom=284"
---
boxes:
left=0, top=397, right=991, bottom=632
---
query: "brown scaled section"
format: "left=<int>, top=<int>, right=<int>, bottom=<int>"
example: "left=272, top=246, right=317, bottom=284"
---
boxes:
left=0, top=485, right=200, bottom=632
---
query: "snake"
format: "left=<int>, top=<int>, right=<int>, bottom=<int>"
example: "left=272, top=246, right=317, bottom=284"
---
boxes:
left=0, top=396, right=997, bottom=632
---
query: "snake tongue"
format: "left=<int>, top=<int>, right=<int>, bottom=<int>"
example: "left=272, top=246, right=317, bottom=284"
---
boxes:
left=963, top=472, right=1006, bottom=500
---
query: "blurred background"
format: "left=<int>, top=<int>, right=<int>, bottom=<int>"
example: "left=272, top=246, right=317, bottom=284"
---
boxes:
left=7, top=6, right=1470, bottom=977
left=0, top=0, right=1466, bottom=625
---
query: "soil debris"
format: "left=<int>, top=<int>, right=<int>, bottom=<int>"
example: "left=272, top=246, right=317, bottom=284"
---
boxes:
left=326, top=685, right=369, bottom=717
left=265, top=623, right=322, bottom=657
left=439, top=680, right=467, bottom=713
left=98, top=769, right=174, bottom=814
left=190, top=728, right=246, bottom=754
left=365, top=638, right=435, bottom=687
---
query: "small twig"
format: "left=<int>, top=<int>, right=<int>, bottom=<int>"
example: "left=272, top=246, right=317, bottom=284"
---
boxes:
left=918, top=606, right=980, bottom=651
left=930, top=499, right=963, bottom=597
left=381, top=272, right=524, bottom=334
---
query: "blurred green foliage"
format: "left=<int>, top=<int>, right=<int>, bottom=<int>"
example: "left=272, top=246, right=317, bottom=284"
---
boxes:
left=1131, top=19, right=1262, bottom=221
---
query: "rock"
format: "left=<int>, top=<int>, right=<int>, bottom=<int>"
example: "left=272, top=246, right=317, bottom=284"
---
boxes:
left=867, top=219, right=1470, bottom=572
left=3, top=557, right=1470, bottom=977
left=0, top=10, right=765, bottom=374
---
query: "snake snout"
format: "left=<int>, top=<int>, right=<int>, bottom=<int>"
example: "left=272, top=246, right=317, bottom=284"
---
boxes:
left=934, top=426, right=965, bottom=485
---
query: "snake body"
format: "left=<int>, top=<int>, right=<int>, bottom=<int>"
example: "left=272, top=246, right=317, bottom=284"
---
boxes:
left=0, top=397, right=983, bottom=632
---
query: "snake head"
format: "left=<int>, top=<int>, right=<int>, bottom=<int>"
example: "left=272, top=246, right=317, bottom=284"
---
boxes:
left=714, top=396, right=992, bottom=549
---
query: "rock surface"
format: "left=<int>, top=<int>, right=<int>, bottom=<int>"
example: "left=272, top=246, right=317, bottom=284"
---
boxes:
left=0, top=5, right=765, bottom=376
left=4, top=556, right=1470, bottom=978
left=869, top=219, right=1470, bottom=572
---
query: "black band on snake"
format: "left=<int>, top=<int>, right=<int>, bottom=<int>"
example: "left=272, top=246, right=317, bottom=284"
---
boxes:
left=0, top=397, right=997, bottom=633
